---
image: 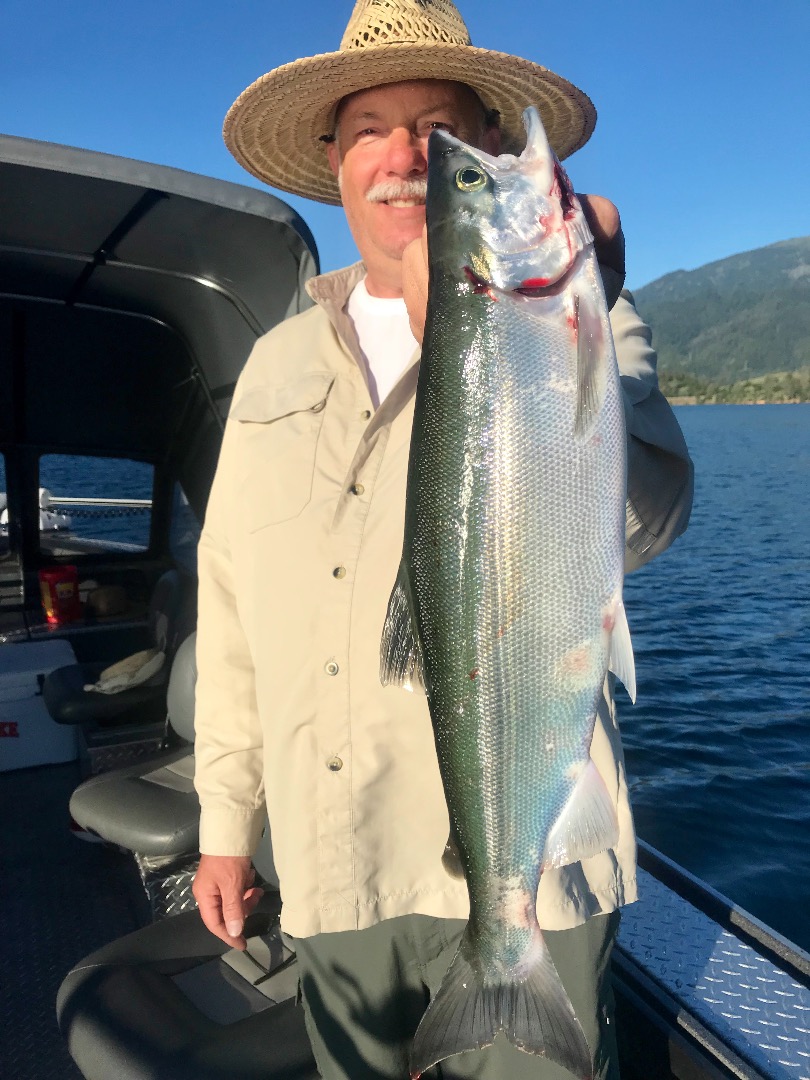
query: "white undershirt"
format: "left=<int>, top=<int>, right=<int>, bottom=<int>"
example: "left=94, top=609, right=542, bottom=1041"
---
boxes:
left=347, top=278, right=419, bottom=407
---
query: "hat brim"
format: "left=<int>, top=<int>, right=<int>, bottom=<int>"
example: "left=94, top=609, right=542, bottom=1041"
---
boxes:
left=223, top=43, right=596, bottom=205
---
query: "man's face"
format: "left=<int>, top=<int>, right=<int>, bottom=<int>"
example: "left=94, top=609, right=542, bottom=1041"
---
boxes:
left=326, top=80, right=500, bottom=297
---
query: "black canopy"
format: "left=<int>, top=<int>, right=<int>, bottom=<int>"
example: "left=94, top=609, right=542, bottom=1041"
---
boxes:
left=0, top=133, right=319, bottom=464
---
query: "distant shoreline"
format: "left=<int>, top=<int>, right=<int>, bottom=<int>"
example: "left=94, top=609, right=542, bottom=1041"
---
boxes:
left=667, top=397, right=807, bottom=406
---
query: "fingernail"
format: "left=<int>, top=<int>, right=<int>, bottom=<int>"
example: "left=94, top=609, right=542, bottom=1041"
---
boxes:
left=226, top=920, right=242, bottom=937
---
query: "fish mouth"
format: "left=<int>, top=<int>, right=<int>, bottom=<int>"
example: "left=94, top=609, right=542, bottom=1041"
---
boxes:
left=464, top=250, right=584, bottom=299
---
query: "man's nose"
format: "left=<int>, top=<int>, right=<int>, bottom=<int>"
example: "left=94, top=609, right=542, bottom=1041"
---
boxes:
left=383, top=128, right=427, bottom=176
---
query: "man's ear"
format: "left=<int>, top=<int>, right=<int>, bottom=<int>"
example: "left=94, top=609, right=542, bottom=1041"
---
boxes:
left=325, top=141, right=341, bottom=178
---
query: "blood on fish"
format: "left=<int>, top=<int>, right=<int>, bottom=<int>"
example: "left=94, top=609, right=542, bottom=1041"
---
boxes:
left=520, top=277, right=551, bottom=290
left=567, top=295, right=579, bottom=342
left=463, top=266, right=498, bottom=302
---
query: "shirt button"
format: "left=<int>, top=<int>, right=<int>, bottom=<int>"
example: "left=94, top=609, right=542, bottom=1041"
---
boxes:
left=349, top=483, right=365, bottom=496
left=326, top=756, right=343, bottom=772
left=360, top=409, right=371, bottom=420
left=324, top=660, right=339, bottom=676
left=332, top=566, right=347, bottom=579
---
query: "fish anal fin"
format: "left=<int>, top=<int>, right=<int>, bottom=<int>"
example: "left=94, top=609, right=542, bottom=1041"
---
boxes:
left=543, top=759, right=619, bottom=869
left=380, top=561, right=426, bottom=693
left=410, top=929, right=592, bottom=1079
left=573, top=293, right=606, bottom=440
left=608, top=594, right=636, bottom=703
left=441, top=826, right=465, bottom=879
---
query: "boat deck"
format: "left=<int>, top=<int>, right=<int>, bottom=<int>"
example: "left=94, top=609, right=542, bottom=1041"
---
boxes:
left=4, top=760, right=810, bottom=1080
left=618, top=867, right=810, bottom=1079
left=1, top=762, right=150, bottom=1080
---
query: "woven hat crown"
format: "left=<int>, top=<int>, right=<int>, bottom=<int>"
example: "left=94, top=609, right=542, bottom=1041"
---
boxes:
left=223, top=0, right=596, bottom=205
left=340, top=0, right=472, bottom=50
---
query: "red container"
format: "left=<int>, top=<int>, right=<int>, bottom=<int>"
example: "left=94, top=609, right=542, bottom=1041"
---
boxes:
left=39, top=566, right=82, bottom=625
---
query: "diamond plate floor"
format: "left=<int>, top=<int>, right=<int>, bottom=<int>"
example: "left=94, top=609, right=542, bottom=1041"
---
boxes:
left=619, top=867, right=810, bottom=1079
left=0, top=761, right=150, bottom=1080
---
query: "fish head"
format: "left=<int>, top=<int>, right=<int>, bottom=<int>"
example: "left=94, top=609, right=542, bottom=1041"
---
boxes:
left=426, top=107, right=593, bottom=297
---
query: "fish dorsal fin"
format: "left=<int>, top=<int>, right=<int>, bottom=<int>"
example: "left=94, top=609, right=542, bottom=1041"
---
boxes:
left=573, top=292, right=607, bottom=440
left=542, top=759, right=619, bottom=869
left=609, top=595, right=636, bottom=703
left=380, top=561, right=426, bottom=693
left=520, top=106, right=553, bottom=163
left=518, top=106, right=555, bottom=192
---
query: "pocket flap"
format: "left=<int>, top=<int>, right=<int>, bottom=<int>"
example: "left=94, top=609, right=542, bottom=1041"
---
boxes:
left=231, top=372, right=335, bottom=424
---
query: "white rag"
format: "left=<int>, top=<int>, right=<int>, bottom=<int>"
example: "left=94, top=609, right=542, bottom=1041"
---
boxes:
left=84, top=648, right=165, bottom=695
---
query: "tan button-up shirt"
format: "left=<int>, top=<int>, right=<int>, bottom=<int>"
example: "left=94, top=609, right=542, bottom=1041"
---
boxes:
left=194, top=263, right=693, bottom=938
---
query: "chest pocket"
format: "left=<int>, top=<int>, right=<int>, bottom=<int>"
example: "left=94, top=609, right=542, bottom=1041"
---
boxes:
left=232, top=372, right=335, bottom=531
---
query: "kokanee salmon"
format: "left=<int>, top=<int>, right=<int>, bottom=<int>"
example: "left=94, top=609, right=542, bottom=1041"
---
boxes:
left=381, top=107, right=636, bottom=1079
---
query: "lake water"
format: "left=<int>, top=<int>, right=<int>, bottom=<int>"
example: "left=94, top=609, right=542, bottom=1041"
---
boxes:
left=617, top=404, right=810, bottom=952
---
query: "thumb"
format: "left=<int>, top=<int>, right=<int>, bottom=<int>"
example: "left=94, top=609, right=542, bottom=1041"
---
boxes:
left=222, top=887, right=248, bottom=938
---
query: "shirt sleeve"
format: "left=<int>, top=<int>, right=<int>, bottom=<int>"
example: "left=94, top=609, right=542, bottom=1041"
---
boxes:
left=612, top=289, right=695, bottom=572
left=194, top=409, right=267, bottom=857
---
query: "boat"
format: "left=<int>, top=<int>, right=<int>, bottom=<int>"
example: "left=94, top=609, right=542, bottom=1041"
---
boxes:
left=1, top=133, right=808, bottom=1080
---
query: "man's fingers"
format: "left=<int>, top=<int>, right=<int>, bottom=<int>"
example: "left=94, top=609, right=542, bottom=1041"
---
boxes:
left=243, top=885, right=265, bottom=918
left=577, top=194, right=625, bottom=308
left=193, top=853, right=256, bottom=950
left=577, top=194, right=625, bottom=274
left=402, top=226, right=429, bottom=344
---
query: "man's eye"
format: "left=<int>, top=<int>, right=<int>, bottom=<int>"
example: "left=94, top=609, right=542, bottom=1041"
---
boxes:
left=427, top=121, right=452, bottom=132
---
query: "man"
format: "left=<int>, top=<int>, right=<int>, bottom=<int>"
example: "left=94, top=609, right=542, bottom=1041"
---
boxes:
left=193, top=2, right=693, bottom=1078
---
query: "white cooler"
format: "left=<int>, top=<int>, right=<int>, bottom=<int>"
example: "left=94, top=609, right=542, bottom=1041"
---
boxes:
left=0, top=639, right=79, bottom=771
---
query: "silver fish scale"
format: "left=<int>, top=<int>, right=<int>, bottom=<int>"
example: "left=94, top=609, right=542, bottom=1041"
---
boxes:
left=409, top=265, right=625, bottom=919
left=619, top=867, right=810, bottom=1078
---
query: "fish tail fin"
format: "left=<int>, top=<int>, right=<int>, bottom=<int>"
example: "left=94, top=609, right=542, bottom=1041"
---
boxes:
left=409, top=929, right=592, bottom=1079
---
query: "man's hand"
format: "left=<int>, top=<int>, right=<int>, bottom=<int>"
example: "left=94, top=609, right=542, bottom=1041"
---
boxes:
left=579, top=194, right=626, bottom=308
left=193, top=854, right=264, bottom=951
left=402, top=195, right=625, bottom=346
left=402, top=226, right=429, bottom=345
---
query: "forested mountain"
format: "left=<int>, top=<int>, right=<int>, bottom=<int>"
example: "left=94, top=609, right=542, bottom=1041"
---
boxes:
left=632, top=237, right=810, bottom=387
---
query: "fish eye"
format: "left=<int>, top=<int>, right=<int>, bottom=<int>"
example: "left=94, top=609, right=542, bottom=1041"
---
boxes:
left=455, top=166, right=487, bottom=192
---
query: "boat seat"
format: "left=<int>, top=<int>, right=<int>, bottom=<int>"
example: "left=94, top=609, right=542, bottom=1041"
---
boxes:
left=69, top=633, right=200, bottom=919
left=68, top=633, right=199, bottom=858
left=43, top=569, right=184, bottom=728
left=57, top=828, right=318, bottom=1080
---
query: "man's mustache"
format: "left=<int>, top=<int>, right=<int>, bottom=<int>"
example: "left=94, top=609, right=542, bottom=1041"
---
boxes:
left=365, top=178, right=428, bottom=204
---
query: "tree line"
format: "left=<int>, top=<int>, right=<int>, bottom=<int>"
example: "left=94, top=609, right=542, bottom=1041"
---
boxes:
left=658, top=367, right=810, bottom=404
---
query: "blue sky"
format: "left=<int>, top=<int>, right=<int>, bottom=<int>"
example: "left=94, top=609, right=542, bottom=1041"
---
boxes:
left=3, top=0, right=808, bottom=289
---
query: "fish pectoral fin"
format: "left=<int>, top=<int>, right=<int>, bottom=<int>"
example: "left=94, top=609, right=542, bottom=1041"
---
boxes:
left=573, top=292, right=607, bottom=441
left=608, top=595, right=636, bottom=703
left=409, top=928, right=592, bottom=1080
left=543, top=759, right=619, bottom=869
left=380, top=561, right=426, bottom=693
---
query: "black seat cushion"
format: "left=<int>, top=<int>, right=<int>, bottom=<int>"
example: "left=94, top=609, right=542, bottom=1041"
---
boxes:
left=43, top=660, right=169, bottom=726
left=69, top=747, right=199, bottom=857
left=42, top=569, right=190, bottom=728
left=57, top=894, right=318, bottom=1080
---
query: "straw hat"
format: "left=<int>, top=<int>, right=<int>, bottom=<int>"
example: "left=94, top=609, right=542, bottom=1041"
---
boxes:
left=223, top=0, right=596, bottom=206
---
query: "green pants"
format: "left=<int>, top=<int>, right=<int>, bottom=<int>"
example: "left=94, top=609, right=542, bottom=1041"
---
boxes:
left=294, top=911, right=621, bottom=1080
